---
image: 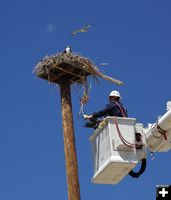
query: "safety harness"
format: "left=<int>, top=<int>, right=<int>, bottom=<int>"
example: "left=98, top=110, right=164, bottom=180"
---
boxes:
left=114, top=101, right=127, bottom=117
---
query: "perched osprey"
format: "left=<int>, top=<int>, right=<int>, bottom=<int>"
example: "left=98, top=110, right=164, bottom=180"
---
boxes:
left=63, top=45, right=72, bottom=54
left=71, top=24, right=94, bottom=36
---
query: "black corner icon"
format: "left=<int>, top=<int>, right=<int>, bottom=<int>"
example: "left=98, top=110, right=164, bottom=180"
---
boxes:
left=156, top=185, right=171, bottom=199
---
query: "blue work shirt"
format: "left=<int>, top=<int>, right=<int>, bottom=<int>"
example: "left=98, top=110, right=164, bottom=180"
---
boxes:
left=91, top=101, right=128, bottom=121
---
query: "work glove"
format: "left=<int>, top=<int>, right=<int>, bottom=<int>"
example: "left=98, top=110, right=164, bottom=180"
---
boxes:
left=83, top=114, right=92, bottom=120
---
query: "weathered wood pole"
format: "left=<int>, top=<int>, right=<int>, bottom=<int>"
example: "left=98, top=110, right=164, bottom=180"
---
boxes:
left=60, top=79, right=81, bottom=200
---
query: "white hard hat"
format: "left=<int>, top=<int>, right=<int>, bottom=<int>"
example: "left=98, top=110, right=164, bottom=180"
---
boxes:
left=109, top=90, right=121, bottom=98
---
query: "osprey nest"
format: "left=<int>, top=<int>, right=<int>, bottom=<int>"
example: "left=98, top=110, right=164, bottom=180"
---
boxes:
left=33, top=52, right=123, bottom=85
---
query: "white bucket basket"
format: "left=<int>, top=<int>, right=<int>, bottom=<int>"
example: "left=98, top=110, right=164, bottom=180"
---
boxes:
left=89, top=117, right=146, bottom=185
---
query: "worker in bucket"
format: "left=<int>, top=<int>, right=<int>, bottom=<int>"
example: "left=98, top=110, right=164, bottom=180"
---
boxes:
left=84, top=90, right=128, bottom=128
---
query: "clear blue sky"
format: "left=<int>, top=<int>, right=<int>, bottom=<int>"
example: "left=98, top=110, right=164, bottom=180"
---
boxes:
left=1, top=0, right=171, bottom=199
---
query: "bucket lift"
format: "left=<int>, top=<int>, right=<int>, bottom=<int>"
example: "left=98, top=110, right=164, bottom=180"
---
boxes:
left=88, top=101, right=171, bottom=185
left=89, top=117, right=146, bottom=185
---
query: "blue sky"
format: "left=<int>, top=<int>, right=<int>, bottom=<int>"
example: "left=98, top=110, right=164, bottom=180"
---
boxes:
left=1, top=0, right=171, bottom=199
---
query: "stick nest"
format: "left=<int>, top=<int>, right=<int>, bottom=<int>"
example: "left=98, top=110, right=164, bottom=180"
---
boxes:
left=33, top=52, right=123, bottom=85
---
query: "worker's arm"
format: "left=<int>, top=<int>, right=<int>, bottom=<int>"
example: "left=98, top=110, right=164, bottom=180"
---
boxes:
left=91, top=104, right=111, bottom=120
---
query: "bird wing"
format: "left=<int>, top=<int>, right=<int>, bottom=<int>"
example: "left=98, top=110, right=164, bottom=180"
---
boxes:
left=71, top=29, right=81, bottom=36
left=84, top=24, right=94, bottom=30
left=71, top=24, right=94, bottom=35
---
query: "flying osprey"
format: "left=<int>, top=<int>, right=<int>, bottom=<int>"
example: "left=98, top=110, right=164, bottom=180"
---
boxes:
left=71, top=24, right=94, bottom=36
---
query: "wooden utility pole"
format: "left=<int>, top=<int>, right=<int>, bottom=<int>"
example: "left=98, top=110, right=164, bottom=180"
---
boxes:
left=60, top=80, right=80, bottom=200
left=34, top=50, right=123, bottom=200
